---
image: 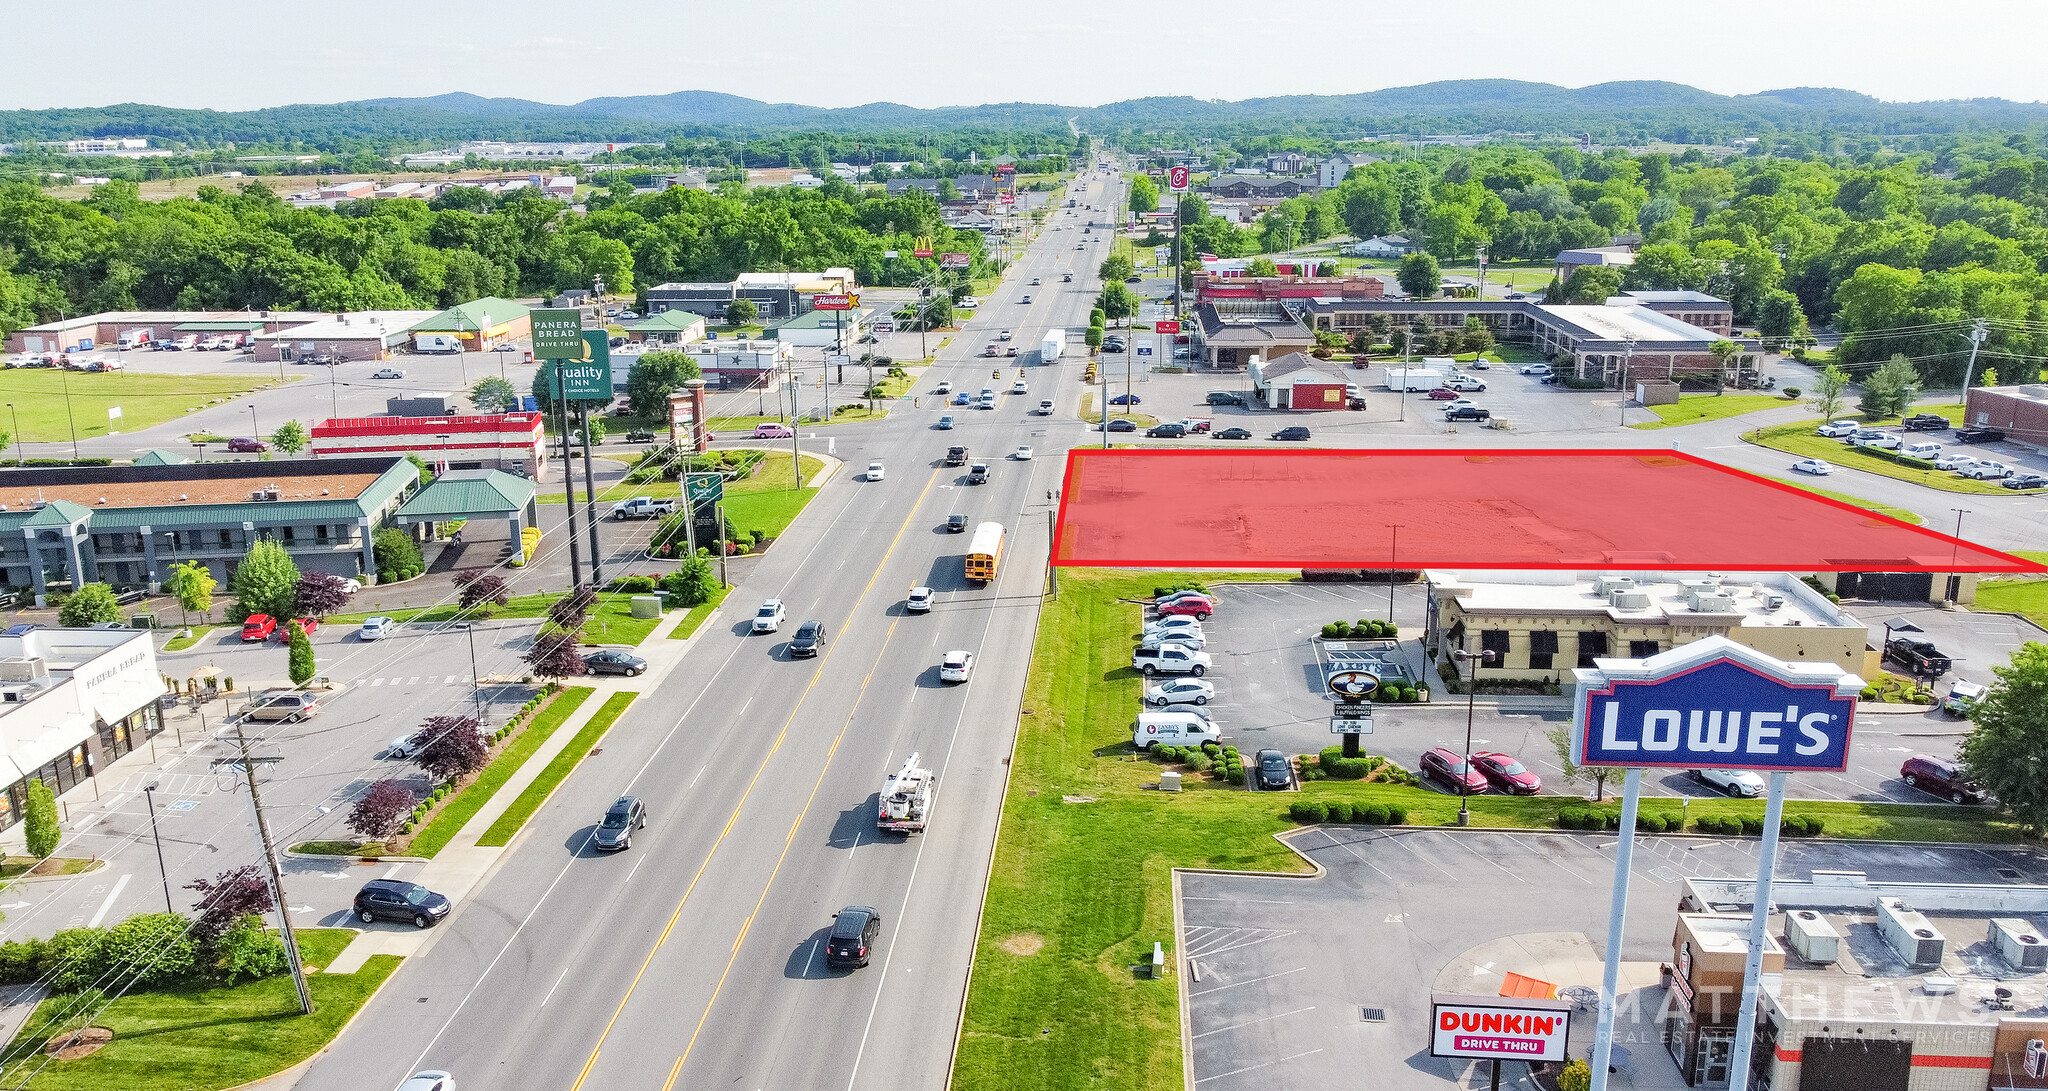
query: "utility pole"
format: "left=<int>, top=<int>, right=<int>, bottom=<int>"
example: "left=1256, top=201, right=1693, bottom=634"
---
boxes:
left=1959, top=317, right=1989, bottom=404
left=1619, top=337, right=1637, bottom=424
left=225, top=725, right=313, bottom=1014
left=553, top=365, right=583, bottom=588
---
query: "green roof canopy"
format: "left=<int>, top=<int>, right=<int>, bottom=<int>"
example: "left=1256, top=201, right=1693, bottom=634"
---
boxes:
left=628, top=311, right=706, bottom=332
left=412, top=298, right=530, bottom=333
left=394, top=470, right=536, bottom=524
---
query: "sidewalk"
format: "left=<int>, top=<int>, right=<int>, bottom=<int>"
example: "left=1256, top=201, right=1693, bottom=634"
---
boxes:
left=323, top=679, right=632, bottom=974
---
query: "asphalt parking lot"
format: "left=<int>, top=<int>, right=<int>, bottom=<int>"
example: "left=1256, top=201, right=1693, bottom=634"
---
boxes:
left=1179, top=829, right=2048, bottom=1091
left=1192, top=584, right=2000, bottom=806
left=1089, top=357, right=1631, bottom=441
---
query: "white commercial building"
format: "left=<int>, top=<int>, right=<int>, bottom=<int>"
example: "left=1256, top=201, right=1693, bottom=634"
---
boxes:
left=0, top=628, right=163, bottom=833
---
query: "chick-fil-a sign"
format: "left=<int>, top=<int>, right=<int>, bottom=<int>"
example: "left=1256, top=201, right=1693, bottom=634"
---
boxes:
left=1429, top=996, right=1571, bottom=1062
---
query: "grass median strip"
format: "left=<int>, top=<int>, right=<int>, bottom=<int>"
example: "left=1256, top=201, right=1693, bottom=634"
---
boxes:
left=405, top=687, right=594, bottom=858
left=1630, top=393, right=1790, bottom=429
left=953, top=569, right=2028, bottom=1091
left=669, top=584, right=733, bottom=640
left=477, top=691, right=637, bottom=847
left=1744, top=407, right=2029, bottom=496
left=9, top=928, right=397, bottom=1091
left=160, top=625, right=216, bottom=652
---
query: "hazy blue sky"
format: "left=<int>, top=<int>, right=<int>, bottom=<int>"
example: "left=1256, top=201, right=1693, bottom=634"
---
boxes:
left=6, top=0, right=2043, bottom=111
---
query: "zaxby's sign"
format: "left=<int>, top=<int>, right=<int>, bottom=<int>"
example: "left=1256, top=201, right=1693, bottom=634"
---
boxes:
left=1573, top=635, right=1863, bottom=772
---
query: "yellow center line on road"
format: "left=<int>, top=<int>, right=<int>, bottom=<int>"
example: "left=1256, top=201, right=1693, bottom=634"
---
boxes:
left=567, top=467, right=941, bottom=1091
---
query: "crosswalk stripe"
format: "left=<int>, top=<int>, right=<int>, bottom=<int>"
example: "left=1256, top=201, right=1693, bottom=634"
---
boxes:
left=370, top=678, right=384, bottom=687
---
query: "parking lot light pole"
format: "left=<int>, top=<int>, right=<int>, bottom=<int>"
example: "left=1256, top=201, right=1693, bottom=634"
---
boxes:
left=142, top=783, right=173, bottom=913
left=1451, top=649, right=1496, bottom=827
left=1385, top=524, right=1402, bottom=622
left=5, top=403, right=19, bottom=466
left=1947, top=508, right=1969, bottom=602
left=461, top=623, right=482, bottom=721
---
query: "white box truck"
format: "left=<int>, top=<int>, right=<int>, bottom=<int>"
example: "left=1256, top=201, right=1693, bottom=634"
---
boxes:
left=413, top=333, right=465, bottom=354
left=1381, top=366, right=1446, bottom=392
left=1041, top=329, right=1065, bottom=364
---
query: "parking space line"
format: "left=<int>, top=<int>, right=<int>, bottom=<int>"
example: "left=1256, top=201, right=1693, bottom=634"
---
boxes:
left=1309, top=828, right=1399, bottom=883
left=1192, top=1006, right=1317, bottom=1039
left=1432, top=832, right=1528, bottom=882
left=1380, top=831, right=1460, bottom=880
left=1194, top=1047, right=1325, bottom=1084
left=1188, top=930, right=1299, bottom=959
left=1190, top=965, right=1308, bottom=997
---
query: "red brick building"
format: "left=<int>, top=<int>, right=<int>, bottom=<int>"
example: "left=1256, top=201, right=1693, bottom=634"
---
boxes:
left=1962, top=384, right=2048, bottom=447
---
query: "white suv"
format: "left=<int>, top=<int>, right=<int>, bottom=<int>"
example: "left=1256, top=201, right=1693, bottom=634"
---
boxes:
left=752, top=598, right=787, bottom=633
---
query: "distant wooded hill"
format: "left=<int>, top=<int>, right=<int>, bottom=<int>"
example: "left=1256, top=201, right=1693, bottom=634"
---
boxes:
left=3, top=80, right=2046, bottom=149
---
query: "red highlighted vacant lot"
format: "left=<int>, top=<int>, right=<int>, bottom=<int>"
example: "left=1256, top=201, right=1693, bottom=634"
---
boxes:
left=1052, top=450, right=2042, bottom=573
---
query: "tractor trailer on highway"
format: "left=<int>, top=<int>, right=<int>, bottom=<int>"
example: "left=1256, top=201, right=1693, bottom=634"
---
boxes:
left=1041, top=329, right=1065, bottom=364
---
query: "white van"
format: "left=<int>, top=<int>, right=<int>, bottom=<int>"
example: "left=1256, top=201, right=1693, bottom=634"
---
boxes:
left=1132, top=712, right=1217, bottom=749
left=1900, top=442, right=1943, bottom=460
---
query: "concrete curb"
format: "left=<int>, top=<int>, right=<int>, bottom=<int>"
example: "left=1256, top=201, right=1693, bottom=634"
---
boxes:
left=281, top=848, right=428, bottom=864
left=5, top=858, right=109, bottom=884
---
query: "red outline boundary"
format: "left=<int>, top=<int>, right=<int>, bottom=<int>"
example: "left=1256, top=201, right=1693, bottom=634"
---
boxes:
left=1050, top=448, right=2044, bottom=573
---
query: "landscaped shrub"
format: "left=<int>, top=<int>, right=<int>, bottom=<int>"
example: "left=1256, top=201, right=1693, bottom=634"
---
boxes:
left=1225, top=767, right=1246, bottom=786
left=1383, top=804, right=1407, bottom=825
left=1321, top=623, right=1347, bottom=639
left=1324, top=801, right=1353, bottom=823
left=1695, top=815, right=1742, bottom=835
left=1360, top=803, right=1390, bottom=825
left=1782, top=814, right=1825, bottom=837
left=0, top=938, right=44, bottom=985
left=1318, top=746, right=1373, bottom=779
left=610, top=575, right=658, bottom=593
left=1740, top=816, right=1764, bottom=836
left=1152, top=581, right=1207, bottom=598
left=1187, top=752, right=1213, bottom=773
left=1290, top=801, right=1328, bottom=823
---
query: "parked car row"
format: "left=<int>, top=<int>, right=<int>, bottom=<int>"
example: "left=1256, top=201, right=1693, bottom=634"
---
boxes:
left=1812, top=417, right=2041, bottom=484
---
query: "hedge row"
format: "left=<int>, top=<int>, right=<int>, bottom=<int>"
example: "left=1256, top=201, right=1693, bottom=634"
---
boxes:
left=1320, top=619, right=1399, bottom=640
left=1290, top=800, right=1407, bottom=825
left=1556, top=809, right=1826, bottom=836
left=1315, top=747, right=1420, bottom=786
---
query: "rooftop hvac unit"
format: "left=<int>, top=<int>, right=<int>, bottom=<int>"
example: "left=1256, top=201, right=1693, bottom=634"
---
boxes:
left=1680, top=578, right=1722, bottom=593
left=1689, top=592, right=1737, bottom=612
left=1594, top=576, right=1636, bottom=596
left=1877, top=897, right=1947, bottom=967
left=0, top=687, right=30, bottom=704
left=0, top=657, right=49, bottom=684
left=1785, top=909, right=1840, bottom=964
left=1762, top=593, right=1786, bottom=612
left=1610, top=591, right=1652, bottom=610
left=1990, top=918, right=2048, bottom=971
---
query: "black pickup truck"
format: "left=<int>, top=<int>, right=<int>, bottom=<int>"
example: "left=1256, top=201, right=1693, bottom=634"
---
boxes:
left=1885, top=636, right=1953, bottom=677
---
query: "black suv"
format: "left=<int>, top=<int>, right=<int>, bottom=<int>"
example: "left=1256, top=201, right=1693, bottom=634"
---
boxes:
left=1147, top=422, right=1187, bottom=438
left=354, top=879, right=451, bottom=928
left=1901, top=414, right=1949, bottom=432
left=625, top=429, right=655, bottom=443
left=1955, top=427, right=2007, bottom=444
left=594, top=795, right=647, bottom=851
left=826, top=905, right=883, bottom=969
left=789, top=620, right=827, bottom=657
left=1885, top=636, right=1952, bottom=676
left=1270, top=426, right=1312, bottom=441
left=1444, top=406, right=1492, bottom=422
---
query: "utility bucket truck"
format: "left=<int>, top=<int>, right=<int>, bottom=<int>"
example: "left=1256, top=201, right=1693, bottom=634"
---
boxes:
left=878, top=753, right=934, bottom=833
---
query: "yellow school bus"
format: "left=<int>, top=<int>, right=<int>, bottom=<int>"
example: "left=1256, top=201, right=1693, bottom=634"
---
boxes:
left=966, top=522, right=1005, bottom=584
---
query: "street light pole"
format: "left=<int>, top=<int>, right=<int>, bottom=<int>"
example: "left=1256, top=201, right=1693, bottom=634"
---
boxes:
left=1386, top=524, right=1402, bottom=622
left=5, top=403, right=20, bottom=466
left=61, top=369, right=79, bottom=460
left=143, top=783, right=173, bottom=913
left=1452, top=649, right=1497, bottom=827
left=1948, top=508, right=1970, bottom=603
left=462, top=623, right=482, bottom=721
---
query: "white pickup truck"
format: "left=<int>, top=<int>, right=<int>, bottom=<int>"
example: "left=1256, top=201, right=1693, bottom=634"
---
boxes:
left=609, top=496, right=677, bottom=520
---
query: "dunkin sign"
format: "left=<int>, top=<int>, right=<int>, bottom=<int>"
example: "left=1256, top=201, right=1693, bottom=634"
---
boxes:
left=1429, top=996, right=1571, bottom=1062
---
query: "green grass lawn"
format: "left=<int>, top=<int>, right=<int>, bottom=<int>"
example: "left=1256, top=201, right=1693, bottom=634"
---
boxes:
left=1763, top=478, right=1924, bottom=524
left=581, top=593, right=665, bottom=646
left=720, top=451, right=828, bottom=541
left=1745, top=409, right=2026, bottom=496
left=477, top=691, right=635, bottom=846
left=0, top=856, right=99, bottom=880
left=10, top=929, right=396, bottom=1091
left=160, top=625, right=216, bottom=652
left=1976, top=579, right=2048, bottom=629
left=669, top=583, right=733, bottom=640
left=405, top=687, right=594, bottom=857
left=0, top=371, right=279, bottom=443
left=1631, top=393, right=1793, bottom=429
left=952, top=570, right=2030, bottom=1091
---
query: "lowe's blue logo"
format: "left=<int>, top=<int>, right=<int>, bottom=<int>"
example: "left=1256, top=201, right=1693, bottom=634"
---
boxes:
left=1578, top=659, right=1856, bottom=772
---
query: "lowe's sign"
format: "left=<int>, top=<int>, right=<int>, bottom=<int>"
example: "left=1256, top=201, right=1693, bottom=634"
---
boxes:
left=1573, top=636, right=1863, bottom=772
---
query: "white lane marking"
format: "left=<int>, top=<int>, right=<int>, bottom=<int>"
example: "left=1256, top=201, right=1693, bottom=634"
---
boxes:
left=687, top=765, right=707, bottom=790
left=1191, top=1006, right=1317, bottom=1039
left=87, top=874, right=132, bottom=928
left=539, top=964, right=573, bottom=1007
left=1190, top=965, right=1309, bottom=997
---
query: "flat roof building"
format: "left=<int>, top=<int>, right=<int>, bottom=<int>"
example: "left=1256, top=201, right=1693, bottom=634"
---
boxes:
left=1425, top=570, right=1875, bottom=686
left=0, top=457, right=417, bottom=601
left=312, top=414, right=547, bottom=482
left=0, top=627, right=164, bottom=834
left=250, top=311, right=439, bottom=363
left=1673, top=871, right=2048, bottom=1091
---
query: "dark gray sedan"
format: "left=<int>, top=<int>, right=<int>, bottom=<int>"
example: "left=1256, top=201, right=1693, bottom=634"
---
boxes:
left=585, top=649, right=648, bottom=676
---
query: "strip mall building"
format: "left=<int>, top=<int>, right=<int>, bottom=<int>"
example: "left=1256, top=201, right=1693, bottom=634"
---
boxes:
left=310, top=414, right=548, bottom=480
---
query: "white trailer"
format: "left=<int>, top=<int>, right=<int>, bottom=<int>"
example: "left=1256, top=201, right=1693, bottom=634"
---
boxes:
left=1041, top=329, right=1066, bottom=364
left=878, top=753, right=934, bottom=833
left=413, top=332, right=465, bottom=354
left=1381, top=366, right=1446, bottom=392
